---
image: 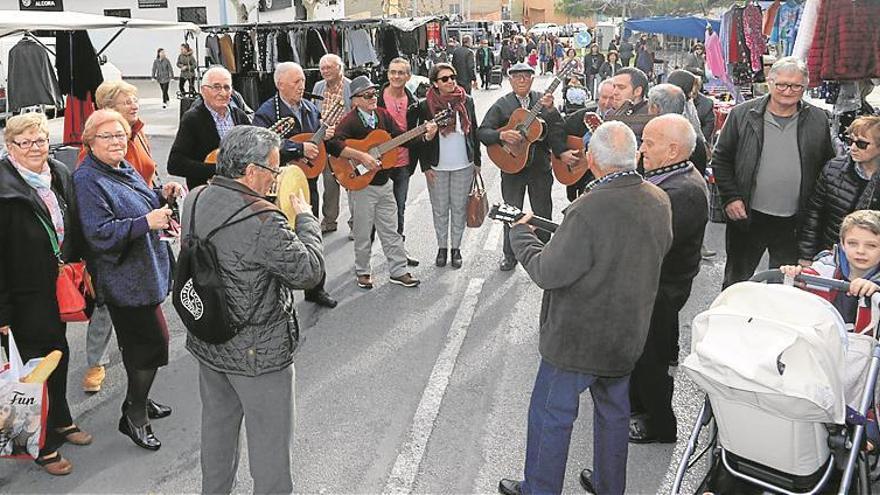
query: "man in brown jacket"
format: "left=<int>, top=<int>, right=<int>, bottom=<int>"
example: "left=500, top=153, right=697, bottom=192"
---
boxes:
left=498, top=121, right=673, bottom=495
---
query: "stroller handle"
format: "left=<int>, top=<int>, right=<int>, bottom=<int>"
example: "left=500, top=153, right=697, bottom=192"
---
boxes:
left=749, top=270, right=850, bottom=292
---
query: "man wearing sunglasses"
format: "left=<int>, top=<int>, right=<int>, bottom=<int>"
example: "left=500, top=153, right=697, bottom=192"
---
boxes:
left=799, top=116, right=880, bottom=262
left=477, top=62, right=565, bottom=271
left=712, top=56, right=834, bottom=288
left=325, top=76, right=437, bottom=290
left=169, top=66, right=251, bottom=190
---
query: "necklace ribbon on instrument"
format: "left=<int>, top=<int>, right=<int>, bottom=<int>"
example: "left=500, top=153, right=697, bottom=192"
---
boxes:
left=584, top=169, right=641, bottom=194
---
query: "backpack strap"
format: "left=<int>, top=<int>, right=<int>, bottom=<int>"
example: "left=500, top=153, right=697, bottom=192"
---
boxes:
left=189, top=186, right=286, bottom=241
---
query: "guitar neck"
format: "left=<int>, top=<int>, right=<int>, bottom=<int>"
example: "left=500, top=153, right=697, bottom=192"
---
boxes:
left=310, top=123, right=329, bottom=144
left=376, top=124, right=427, bottom=155
left=522, top=73, right=567, bottom=128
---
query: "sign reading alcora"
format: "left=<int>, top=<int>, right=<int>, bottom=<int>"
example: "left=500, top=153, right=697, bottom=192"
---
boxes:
left=19, top=0, right=63, bottom=11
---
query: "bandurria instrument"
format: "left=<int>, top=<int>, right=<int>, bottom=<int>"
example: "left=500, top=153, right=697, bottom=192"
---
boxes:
left=288, top=101, right=345, bottom=178
left=328, top=109, right=451, bottom=191
left=550, top=112, right=602, bottom=186
left=487, top=58, right=579, bottom=174
left=273, top=166, right=311, bottom=223
left=488, top=203, right=558, bottom=233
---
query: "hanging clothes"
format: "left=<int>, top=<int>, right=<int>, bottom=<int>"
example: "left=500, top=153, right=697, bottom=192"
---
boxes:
left=704, top=29, right=728, bottom=80
left=62, top=92, right=95, bottom=146
left=792, top=0, right=821, bottom=61
left=287, top=30, right=301, bottom=64
left=808, top=0, right=880, bottom=83
left=742, top=3, right=766, bottom=72
left=55, top=31, right=103, bottom=100
left=205, top=34, right=222, bottom=65
left=234, top=31, right=255, bottom=73
left=345, top=29, right=378, bottom=67
left=256, top=31, right=269, bottom=72
left=7, top=38, right=63, bottom=112
left=763, top=0, right=781, bottom=37
left=276, top=30, right=294, bottom=63
left=770, top=0, right=802, bottom=57
left=219, top=34, right=238, bottom=73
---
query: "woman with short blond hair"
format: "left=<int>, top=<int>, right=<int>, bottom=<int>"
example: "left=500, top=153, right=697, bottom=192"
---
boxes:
left=0, top=112, right=92, bottom=475
left=74, top=109, right=183, bottom=451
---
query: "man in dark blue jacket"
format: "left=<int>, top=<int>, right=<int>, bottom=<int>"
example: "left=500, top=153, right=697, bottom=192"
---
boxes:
left=253, top=62, right=337, bottom=308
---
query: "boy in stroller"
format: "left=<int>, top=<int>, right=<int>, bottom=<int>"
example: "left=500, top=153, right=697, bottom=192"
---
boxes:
left=781, top=210, right=880, bottom=336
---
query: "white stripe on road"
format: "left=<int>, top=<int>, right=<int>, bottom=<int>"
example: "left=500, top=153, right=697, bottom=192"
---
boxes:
left=383, top=277, right=486, bottom=494
left=484, top=221, right=504, bottom=251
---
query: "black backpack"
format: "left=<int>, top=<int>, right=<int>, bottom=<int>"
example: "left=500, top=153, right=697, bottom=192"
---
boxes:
left=173, top=188, right=266, bottom=344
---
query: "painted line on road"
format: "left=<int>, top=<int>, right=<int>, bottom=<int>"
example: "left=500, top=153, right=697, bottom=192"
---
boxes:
left=484, top=221, right=503, bottom=251
left=383, top=277, right=486, bottom=494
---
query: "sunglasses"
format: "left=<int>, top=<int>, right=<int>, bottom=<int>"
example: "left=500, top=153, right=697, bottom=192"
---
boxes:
left=356, top=92, right=377, bottom=100
left=435, top=75, right=456, bottom=83
left=845, top=136, right=873, bottom=150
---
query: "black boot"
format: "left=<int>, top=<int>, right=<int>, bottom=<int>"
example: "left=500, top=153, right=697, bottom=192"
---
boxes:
left=435, top=248, right=448, bottom=267
left=450, top=249, right=463, bottom=269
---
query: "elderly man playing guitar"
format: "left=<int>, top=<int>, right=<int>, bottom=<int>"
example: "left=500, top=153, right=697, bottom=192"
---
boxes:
left=478, top=62, right=567, bottom=271
left=252, top=61, right=339, bottom=309
left=168, top=66, right=250, bottom=190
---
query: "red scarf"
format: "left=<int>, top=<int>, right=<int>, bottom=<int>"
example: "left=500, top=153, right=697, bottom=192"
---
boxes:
left=426, top=85, right=470, bottom=137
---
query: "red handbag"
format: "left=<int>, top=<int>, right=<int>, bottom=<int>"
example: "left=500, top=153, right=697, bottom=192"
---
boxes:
left=36, top=213, right=95, bottom=323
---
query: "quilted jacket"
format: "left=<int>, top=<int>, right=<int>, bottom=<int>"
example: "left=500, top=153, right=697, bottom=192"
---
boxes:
left=807, top=0, right=880, bottom=84
left=798, top=155, right=880, bottom=260
left=181, top=176, right=324, bottom=376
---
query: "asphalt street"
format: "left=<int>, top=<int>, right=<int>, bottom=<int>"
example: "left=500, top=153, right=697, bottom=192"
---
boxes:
left=0, top=76, right=735, bottom=494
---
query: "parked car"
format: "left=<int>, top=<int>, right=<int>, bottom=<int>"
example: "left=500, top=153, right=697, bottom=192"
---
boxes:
left=528, top=23, right=559, bottom=37
left=570, top=23, right=589, bottom=33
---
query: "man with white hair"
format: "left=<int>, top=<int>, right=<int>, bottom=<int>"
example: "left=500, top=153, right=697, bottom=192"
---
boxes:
left=168, top=65, right=250, bottom=190
left=647, top=83, right=708, bottom=174
left=712, top=56, right=834, bottom=287
left=253, top=62, right=337, bottom=308
left=628, top=114, right=708, bottom=445
left=498, top=121, right=673, bottom=495
left=313, top=54, right=353, bottom=235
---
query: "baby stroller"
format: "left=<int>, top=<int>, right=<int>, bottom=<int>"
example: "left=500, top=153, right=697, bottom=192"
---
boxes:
left=672, top=270, right=880, bottom=494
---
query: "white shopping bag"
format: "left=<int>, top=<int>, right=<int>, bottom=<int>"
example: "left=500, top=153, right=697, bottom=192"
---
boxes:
left=0, top=331, right=48, bottom=459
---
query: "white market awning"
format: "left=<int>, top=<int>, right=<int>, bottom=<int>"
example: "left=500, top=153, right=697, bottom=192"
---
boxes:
left=0, top=10, right=200, bottom=38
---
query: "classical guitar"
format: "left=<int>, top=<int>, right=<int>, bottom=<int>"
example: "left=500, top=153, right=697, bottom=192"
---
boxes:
left=550, top=112, right=602, bottom=186
left=203, top=117, right=299, bottom=165
left=288, top=101, right=345, bottom=179
left=487, top=58, right=579, bottom=175
left=329, top=109, right=451, bottom=191
left=488, top=203, right=558, bottom=233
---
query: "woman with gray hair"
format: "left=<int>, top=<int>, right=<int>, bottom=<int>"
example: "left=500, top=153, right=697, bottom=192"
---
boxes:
left=181, top=125, right=323, bottom=494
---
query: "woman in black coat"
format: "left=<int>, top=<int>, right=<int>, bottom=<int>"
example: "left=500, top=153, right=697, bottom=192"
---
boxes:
left=598, top=50, right=623, bottom=82
left=799, top=116, right=880, bottom=262
left=583, top=43, right=605, bottom=96
left=0, top=113, right=92, bottom=475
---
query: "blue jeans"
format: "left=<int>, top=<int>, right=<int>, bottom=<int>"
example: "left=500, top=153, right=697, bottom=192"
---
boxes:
left=521, top=359, right=630, bottom=495
left=389, top=167, right=411, bottom=235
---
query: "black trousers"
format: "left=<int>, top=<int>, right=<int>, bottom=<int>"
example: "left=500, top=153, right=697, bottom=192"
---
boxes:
left=629, top=280, right=694, bottom=438
left=501, top=166, right=553, bottom=261
left=479, top=67, right=492, bottom=88
left=723, top=210, right=797, bottom=288
left=307, top=177, right=319, bottom=218
left=159, top=82, right=170, bottom=104
left=389, top=167, right=412, bottom=235
left=178, top=77, right=195, bottom=95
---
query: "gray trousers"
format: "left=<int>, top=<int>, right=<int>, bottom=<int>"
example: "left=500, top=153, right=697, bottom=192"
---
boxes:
left=350, top=182, right=408, bottom=278
left=321, top=165, right=354, bottom=228
left=86, top=304, right=113, bottom=367
left=199, top=363, right=296, bottom=495
left=427, top=165, right=474, bottom=249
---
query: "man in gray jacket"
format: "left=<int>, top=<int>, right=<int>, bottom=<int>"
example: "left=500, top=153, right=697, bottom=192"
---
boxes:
left=498, top=121, right=673, bottom=495
left=181, top=126, right=325, bottom=494
left=712, top=57, right=834, bottom=288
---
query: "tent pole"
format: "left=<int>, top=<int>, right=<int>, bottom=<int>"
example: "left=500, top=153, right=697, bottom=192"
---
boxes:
left=96, top=27, right=127, bottom=56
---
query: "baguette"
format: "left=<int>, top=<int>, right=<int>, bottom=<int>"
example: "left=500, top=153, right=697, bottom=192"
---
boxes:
left=20, top=350, right=62, bottom=383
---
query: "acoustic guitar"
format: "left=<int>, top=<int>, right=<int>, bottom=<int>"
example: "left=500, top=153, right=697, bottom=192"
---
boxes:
left=288, top=101, right=345, bottom=178
left=550, top=112, right=602, bottom=186
left=329, top=110, right=451, bottom=191
left=203, top=117, right=300, bottom=165
left=487, top=58, right=579, bottom=175
left=488, top=203, right=558, bottom=233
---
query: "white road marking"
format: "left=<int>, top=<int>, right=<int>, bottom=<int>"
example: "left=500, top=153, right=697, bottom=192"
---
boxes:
left=484, top=221, right=504, bottom=251
left=383, top=277, right=486, bottom=494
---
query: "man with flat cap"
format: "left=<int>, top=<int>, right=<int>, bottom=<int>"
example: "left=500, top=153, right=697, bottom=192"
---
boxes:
left=325, top=75, right=437, bottom=290
left=478, top=62, right=565, bottom=271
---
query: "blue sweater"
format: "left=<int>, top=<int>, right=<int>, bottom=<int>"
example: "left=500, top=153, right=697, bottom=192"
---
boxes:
left=73, top=153, right=170, bottom=307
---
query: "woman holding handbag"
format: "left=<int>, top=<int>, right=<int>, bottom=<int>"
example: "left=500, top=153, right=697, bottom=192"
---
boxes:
left=416, top=63, right=482, bottom=269
left=73, top=109, right=184, bottom=452
left=0, top=113, right=93, bottom=475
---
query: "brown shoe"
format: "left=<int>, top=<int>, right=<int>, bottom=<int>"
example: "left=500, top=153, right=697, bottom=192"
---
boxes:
left=82, top=366, right=105, bottom=393
left=357, top=274, right=373, bottom=289
left=57, top=425, right=93, bottom=446
left=389, top=273, right=420, bottom=288
left=35, top=453, right=72, bottom=476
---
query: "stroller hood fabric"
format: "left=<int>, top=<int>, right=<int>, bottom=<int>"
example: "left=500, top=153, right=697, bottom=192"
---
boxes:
left=683, top=282, right=848, bottom=424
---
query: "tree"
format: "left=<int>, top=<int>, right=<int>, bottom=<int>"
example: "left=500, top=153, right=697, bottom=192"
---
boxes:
left=556, top=0, right=720, bottom=19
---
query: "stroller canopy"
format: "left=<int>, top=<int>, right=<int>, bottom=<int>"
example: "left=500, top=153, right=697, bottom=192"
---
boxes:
left=683, top=282, right=848, bottom=424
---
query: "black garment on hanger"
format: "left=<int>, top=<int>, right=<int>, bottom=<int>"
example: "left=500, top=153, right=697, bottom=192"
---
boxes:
left=276, top=30, right=294, bottom=63
left=234, top=31, right=255, bottom=73
left=56, top=31, right=103, bottom=100
left=7, top=38, right=64, bottom=112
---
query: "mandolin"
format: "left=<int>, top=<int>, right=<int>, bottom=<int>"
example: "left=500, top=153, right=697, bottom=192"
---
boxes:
left=487, top=58, right=579, bottom=175
left=550, top=112, right=602, bottom=186
left=329, top=110, right=450, bottom=191
left=288, top=101, right=345, bottom=179
left=203, top=117, right=299, bottom=165
left=488, top=203, right=558, bottom=233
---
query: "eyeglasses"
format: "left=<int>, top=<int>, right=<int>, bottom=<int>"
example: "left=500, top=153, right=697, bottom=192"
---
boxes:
left=510, top=73, right=533, bottom=81
left=202, top=83, right=233, bottom=93
left=11, top=138, right=49, bottom=149
left=772, top=82, right=805, bottom=93
left=356, top=92, right=377, bottom=100
left=252, top=162, right=281, bottom=176
left=435, top=75, right=456, bottom=83
left=845, top=136, right=873, bottom=150
left=94, top=133, right=128, bottom=142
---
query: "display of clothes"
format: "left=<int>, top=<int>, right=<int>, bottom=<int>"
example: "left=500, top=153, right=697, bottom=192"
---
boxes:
left=718, top=3, right=767, bottom=86
left=55, top=30, right=103, bottom=101
left=791, top=0, right=820, bottom=60
left=769, top=0, right=802, bottom=57
left=63, top=92, right=96, bottom=146
left=345, top=29, right=379, bottom=67
left=807, top=0, right=880, bottom=83
left=6, top=37, right=64, bottom=112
